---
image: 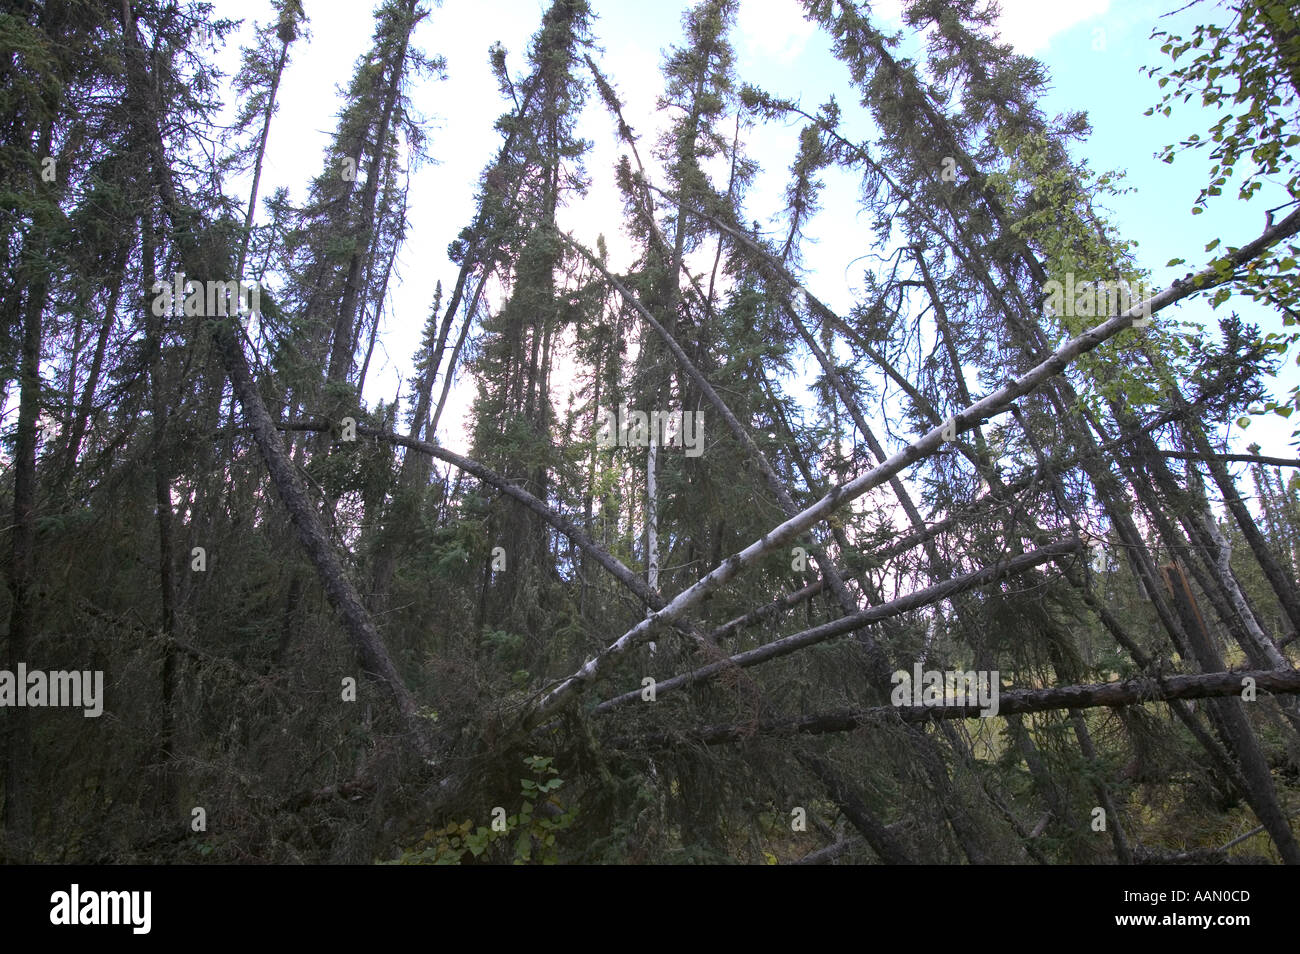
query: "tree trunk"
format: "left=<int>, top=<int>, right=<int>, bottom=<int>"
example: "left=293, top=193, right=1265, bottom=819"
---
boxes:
left=1161, top=562, right=1300, bottom=863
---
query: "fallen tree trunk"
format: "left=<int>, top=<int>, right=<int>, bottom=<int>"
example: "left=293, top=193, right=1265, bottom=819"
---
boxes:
left=596, top=539, right=1085, bottom=712
left=613, top=668, right=1300, bottom=749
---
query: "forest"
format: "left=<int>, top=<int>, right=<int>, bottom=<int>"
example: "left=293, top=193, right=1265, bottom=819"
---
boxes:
left=2, top=0, right=1300, bottom=866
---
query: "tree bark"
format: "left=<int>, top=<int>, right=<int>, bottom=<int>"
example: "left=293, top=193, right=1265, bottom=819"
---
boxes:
left=615, top=668, right=1300, bottom=748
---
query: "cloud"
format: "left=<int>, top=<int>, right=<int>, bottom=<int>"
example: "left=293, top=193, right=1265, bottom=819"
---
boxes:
left=871, top=0, right=907, bottom=24
left=990, top=0, right=1112, bottom=53
left=737, top=0, right=816, bottom=65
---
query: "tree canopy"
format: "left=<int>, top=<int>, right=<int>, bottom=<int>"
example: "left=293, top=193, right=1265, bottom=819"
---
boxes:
left=1, top=0, right=1299, bottom=866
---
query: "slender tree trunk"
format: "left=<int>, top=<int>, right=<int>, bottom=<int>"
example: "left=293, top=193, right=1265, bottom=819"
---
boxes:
left=118, top=0, right=428, bottom=749
left=326, top=0, right=417, bottom=387
left=2, top=225, right=46, bottom=865
left=1, top=102, right=61, bottom=860
left=1161, top=562, right=1300, bottom=863
left=60, top=254, right=126, bottom=491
